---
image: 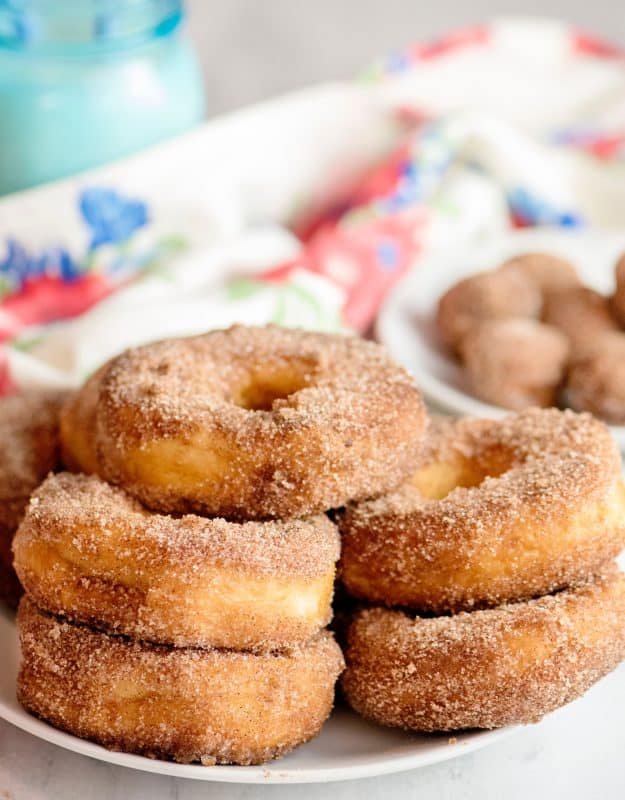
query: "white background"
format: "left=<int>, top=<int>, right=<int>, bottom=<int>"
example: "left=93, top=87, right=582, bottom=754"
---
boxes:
left=186, top=0, right=625, bottom=113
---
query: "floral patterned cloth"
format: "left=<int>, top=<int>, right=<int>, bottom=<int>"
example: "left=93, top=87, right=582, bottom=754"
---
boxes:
left=1, top=17, right=625, bottom=392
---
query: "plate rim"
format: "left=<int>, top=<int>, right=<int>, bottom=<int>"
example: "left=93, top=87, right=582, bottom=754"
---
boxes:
left=0, top=608, right=514, bottom=784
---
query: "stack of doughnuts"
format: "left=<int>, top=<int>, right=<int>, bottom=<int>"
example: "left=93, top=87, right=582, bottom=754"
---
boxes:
left=339, top=409, right=625, bottom=732
left=10, top=325, right=429, bottom=765
left=7, top=326, right=625, bottom=750
left=436, top=250, right=625, bottom=422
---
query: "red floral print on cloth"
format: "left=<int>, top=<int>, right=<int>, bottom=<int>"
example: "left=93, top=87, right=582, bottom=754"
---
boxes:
left=572, top=31, right=624, bottom=60
left=267, top=210, right=427, bottom=330
left=0, top=274, right=115, bottom=344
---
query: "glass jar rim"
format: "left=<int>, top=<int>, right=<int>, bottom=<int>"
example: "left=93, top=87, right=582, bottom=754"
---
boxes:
left=0, top=0, right=183, bottom=56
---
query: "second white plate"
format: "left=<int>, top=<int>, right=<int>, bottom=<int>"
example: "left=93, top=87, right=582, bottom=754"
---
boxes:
left=377, top=227, right=625, bottom=448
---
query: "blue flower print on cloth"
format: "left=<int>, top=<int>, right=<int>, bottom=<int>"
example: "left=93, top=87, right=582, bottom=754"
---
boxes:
left=80, top=188, right=149, bottom=249
left=34, top=247, right=81, bottom=281
left=508, top=187, right=584, bottom=228
left=0, top=240, right=30, bottom=292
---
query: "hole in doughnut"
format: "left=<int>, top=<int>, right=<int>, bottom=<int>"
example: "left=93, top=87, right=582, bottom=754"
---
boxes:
left=410, top=454, right=510, bottom=501
left=234, top=368, right=311, bottom=411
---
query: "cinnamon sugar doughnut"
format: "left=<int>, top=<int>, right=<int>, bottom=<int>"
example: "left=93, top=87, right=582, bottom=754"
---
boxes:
left=459, top=318, right=569, bottom=410
left=436, top=269, right=541, bottom=352
left=339, top=409, right=625, bottom=612
left=566, top=331, right=625, bottom=424
left=543, top=286, right=619, bottom=358
left=60, top=365, right=103, bottom=474
left=0, top=391, right=65, bottom=608
left=61, top=325, right=427, bottom=519
left=341, top=567, right=625, bottom=732
left=14, top=472, right=340, bottom=651
left=500, top=252, right=581, bottom=295
left=609, top=252, right=625, bottom=327
left=17, top=597, right=344, bottom=765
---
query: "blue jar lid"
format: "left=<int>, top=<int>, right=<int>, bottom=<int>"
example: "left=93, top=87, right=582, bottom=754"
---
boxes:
left=0, top=0, right=183, bottom=55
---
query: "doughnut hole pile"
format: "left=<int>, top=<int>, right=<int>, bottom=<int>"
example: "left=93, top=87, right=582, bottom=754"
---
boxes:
left=436, top=250, right=625, bottom=422
left=339, top=409, right=625, bottom=732
left=12, top=325, right=429, bottom=766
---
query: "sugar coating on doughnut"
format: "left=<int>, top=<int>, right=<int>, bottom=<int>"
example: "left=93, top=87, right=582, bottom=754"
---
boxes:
left=459, top=318, right=569, bottom=409
left=342, top=567, right=625, bottom=731
left=610, top=252, right=625, bottom=326
left=64, top=325, right=428, bottom=518
left=566, top=331, right=625, bottom=424
left=0, top=391, right=66, bottom=607
left=436, top=269, right=542, bottom=351
left=500, top=252, right=581, bottom=294
left=14, top=472, right=340, bottom=649
left=340, top=409, right=625, bottom=611
left=0, top=391, right=65, bottom=508
left=59, top=366, right=104, bottom=474
left=18, top=598, right=344, bottom=765
left=543, top=286, right=619, bottom=357
left=0, top=507, right=23, bottom=609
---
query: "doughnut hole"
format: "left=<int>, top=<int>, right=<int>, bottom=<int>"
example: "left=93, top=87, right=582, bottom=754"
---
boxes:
left=409, top=450, right=510, bottom=500
left=543, top=287, right=619, bottom=358
left=459, top=318, right=569, bottom=410
left=234, top=365, right=313, bottom=411
left=436, top=269, right=542, bottom=353
left=566, top=331, right=625, bottom=424
left=499, top=252, right=581, bottom=295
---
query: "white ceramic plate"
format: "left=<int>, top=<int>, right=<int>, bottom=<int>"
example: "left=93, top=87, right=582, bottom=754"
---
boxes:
left=377, top=227, right=625, bottom=448
left=0, top=608, right=512, bottom=784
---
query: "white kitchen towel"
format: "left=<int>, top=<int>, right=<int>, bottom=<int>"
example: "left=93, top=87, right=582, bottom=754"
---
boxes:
left=0, top=17, right=624, bottom=392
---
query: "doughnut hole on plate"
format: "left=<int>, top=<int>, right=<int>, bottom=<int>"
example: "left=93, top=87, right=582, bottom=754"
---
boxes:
left=499, top=252, right=581, bottom=295
left=459, top=318, right=569, bottom=410
left=566, top=331, right=625, bottom=425
left=543, top=286, right=619, bottom=359
left=436, top=269, right=542, bottom=354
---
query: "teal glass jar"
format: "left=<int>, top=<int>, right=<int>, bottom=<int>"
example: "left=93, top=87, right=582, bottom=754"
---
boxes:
left=0, top=0, right=205, bottom=196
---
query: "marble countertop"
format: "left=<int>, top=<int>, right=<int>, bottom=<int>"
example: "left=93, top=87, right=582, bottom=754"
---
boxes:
left=1, top=663, right=624, bottom=799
